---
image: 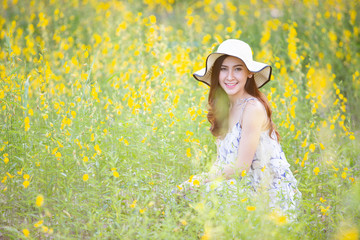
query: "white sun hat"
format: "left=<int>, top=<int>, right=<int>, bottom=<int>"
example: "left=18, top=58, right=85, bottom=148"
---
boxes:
left=193, top=39, right=272, bottom=88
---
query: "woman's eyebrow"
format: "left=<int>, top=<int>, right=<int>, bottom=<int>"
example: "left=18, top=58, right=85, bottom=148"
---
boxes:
left=221, top=64, right=244, bottom=67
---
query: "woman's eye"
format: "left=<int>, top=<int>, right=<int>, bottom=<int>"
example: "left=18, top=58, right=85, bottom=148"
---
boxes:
left=220, top=67, right=227, bottom=71
left=235, top=68, right=242, bottom=71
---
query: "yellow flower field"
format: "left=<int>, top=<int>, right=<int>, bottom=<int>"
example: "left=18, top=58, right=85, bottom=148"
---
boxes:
left=0, top=0, right=359, bottom=239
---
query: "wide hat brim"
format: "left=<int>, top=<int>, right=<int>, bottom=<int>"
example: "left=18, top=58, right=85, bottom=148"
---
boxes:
left=193, top=41, right=272, bottom=89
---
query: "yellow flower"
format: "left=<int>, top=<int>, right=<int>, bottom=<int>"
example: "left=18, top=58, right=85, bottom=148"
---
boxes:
left=313, top=167, right=320, bottom=175
left=24, top=117, right=30, bottom=131
left=320, top=205, right=330, bottom=215
left=93, top=33, right=102, bottom=46
left=180, top=219, right=187, bottom=226
left=303, top=152, right=309, bottom=161
left=36, top=194, right=44, bottom=207
left=202, top=34, right=211, bottom=44
left=130, top=200, right=137, bottom=208
left=268, top=211, right=288, bottom=226
left=186, top=16, right=194, bottom=26
left=6, top=172, right=14, bottom=178
left=22, top=229, right=30, bottom=237
left=94, top=144, right=101, bottom=155
left=186, top=148, right=191, bottom=158
left=34, top=219, right=43, bottom=228
left=241, top=170, right=246, bottom=177
left=41, top=225, right=48, bottom=233
left=83, top=156, right=88, bottom=162
left=301, top=138, right=307, bottom=147
left=139, top=208, right=146, bottom=214
left=83, top=174, right=89, bottom=181
left=55, top=152, right=61, bottom=158
left=113, top=171, right=119, bottom=178
left=294, top=130, right=301, bottom=139
left=336, top=227, right=359, bottom=240
left=188, top=175, right=194, bottom=182
left=71, top=110, right=76, bottom=118
left=23, top=174, right=30, bottom=180
left=149, top=15, right=156, bottom=24
left=193, top=179, right=200, bottom=186
left=309, top=144, right=315, bottom=152
left=246, top=206, right=256, bottom=211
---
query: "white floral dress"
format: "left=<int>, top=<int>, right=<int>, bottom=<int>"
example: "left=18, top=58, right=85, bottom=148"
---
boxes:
left=205, top=98, right=301, bottom=213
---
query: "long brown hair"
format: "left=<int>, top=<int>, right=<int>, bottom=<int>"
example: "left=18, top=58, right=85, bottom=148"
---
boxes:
left=207, top=55, right=280, bottom=141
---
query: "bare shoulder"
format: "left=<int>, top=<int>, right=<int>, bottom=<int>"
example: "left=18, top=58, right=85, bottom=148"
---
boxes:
left=244, top=99, right=266, bottom=115
left=242, top=99, right=267, bottom=127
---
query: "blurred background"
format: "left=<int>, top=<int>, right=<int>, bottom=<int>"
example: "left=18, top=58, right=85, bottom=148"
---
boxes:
left=0, top=0, right=359, bottom=239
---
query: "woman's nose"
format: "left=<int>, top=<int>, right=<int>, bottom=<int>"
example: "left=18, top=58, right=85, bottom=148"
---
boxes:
left=227, top=70, right=234, bottom=80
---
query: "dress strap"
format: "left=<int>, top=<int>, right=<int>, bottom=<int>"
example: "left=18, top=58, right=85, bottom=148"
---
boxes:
left=238, top=97, right=257, bottom=126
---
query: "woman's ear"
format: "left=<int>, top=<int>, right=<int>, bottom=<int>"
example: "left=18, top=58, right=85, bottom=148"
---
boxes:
left=248, top=73, right=253, bottom=78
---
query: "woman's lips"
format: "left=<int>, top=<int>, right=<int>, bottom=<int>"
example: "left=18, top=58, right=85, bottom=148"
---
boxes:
left=225, top=82, right=238, bottom=89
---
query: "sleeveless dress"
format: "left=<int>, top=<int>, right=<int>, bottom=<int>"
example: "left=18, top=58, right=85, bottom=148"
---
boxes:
left=205, top=98, right=301, bottom=213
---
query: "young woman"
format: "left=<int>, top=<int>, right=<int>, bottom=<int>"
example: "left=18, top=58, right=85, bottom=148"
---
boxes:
left=178, top=39, right=301, bottom=213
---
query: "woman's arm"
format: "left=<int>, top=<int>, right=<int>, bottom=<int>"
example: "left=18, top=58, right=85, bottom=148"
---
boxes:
left=206, top=101, right=266, bottom=182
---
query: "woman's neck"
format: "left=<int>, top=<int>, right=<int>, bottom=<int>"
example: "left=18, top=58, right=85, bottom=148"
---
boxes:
left=229, top=93, right=253, bottom=108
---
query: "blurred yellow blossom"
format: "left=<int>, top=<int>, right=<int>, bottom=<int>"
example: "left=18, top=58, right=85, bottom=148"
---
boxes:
left=130, top=200, right=137, bottom=208
left=23, top=180, right=30, bottom=188
left=113, top=171, right=119, bottom=178
left=268, top=210, right=287, bottom=226
left=22, top=229, right=30, bottom=237
left=34, top=220, right=43, bottom=228
left=309, top=144, right=316, bottom=152
left=314, top=167, right=320, bottom=175
left=246, top=206, right=256, bottom=211
left=24, top=117, right=30, bottom=131
left=36, top=194, right=44, bottom=207
left=94, top=144, right=101, bottom=155
left=193, top=179, right=200, bottom=186
left=83, top=174, right=89, bottom=182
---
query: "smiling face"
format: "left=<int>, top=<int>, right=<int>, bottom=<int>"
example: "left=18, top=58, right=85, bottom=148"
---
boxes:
left=218, top=56, right=253, bottom=99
